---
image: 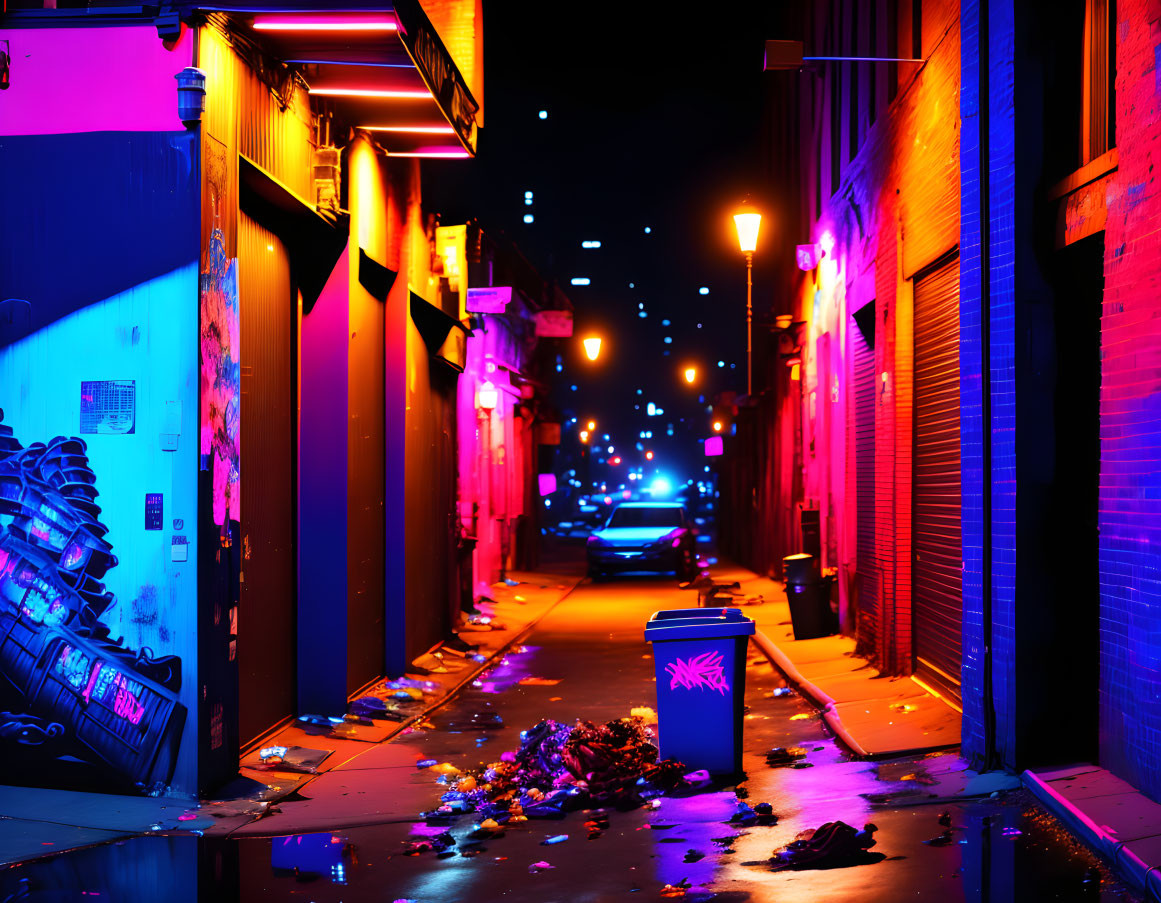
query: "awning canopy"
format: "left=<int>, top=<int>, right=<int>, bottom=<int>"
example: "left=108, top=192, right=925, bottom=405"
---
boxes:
left=203, top=1, right=480, bottom=156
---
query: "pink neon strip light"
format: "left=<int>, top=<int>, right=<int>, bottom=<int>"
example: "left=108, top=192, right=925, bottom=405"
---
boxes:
left=361, top=125, right=457, bottom=134
left=253, top=19, right=397, bottom=32
left=309, top=88, right=431, bottom=99
left=389, top=151, right=471, bottom=158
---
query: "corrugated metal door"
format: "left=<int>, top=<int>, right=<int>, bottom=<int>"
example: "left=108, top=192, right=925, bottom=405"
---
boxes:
left=912, top=255, right=962, bottom=703
left=238, top=212, right=297, bottom=746
left=852, top=305, right=878, bottom=660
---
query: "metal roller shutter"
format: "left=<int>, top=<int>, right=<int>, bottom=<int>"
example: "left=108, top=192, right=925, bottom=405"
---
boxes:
left=853, top=304, right=878, bottom=661
left=912, top=255, right=962, bottom=704
left=238, top=211, right=298, bottom=746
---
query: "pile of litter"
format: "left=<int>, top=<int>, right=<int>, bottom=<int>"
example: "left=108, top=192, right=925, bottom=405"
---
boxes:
left=420, top=713, right=695, bottom=824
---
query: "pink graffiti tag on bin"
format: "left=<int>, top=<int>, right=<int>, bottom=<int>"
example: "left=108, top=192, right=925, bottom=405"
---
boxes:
left=666, top=651, right=730, bottom=694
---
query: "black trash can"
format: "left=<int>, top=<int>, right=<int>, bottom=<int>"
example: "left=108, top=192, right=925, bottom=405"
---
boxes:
left=644, top=608, right=755, bottom=775
left=783, top=553, right=833, bottom=640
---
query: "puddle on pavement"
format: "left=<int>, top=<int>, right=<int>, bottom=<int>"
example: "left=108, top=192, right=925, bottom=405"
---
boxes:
left=0, top=630, right=1142, bottom=902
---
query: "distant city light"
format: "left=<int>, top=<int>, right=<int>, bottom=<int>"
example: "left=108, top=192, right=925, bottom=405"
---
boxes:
left=539, top=110, right=548, bottom=119
left=570, top=384, right=578, bottom=391
left=650, top=476, right=672, bottom=496
left=684, top=367, right=696, bottom=384
left=644, top=226, right=652, bottom=234
left=571, top=277, right=591, bottom=286
left=587, top=420, right=596, bottom=430
left=629, top=282, right=635, bottom=288
left=662, top=319, right=671, bottom=326
left=663, top=337, right=672, bottom=344
left=646, top=450, right=654, bottom=460
left=524, top=214, right=534, bottom=223
left=636, top=389, right=643, bottom=395
left=713, top=421, right=723, bottom=432
left=525, top=190, right=533, bottom=198
left=638, top=311, right=647, bottom=318
left=607, top=446, right=614, bottom=454
left=581, top=240, right=602, bottom=249
left=699, top=287, right=709, bottom=295
left=717, top=360, right=725, bottom=368
left=610, top=456, right=622, bottom=465
left=697, top=323, right=703, bottom=328
left=582, top=336, right=602, bottom=360
left=647, top=402, right=656, bottom=416
left=638, top=302, right=644, bottom=309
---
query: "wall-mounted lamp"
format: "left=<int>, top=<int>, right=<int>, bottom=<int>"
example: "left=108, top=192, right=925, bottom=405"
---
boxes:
left=477, top=380, right=498, bottom=412
left=175, top=67, right=206, bottom=126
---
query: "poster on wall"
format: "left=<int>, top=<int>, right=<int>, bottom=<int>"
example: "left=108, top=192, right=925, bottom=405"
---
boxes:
left=79, top=379, right=136, bottom=435
left=0, top=414, right=185, bottom=792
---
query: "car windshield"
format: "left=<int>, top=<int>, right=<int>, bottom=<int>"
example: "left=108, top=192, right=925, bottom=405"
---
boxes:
left=606, top=507, right=683, bottom=528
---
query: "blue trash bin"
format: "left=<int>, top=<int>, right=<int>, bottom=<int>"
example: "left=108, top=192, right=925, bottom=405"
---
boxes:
left=644, top=607, right=756, bottom=776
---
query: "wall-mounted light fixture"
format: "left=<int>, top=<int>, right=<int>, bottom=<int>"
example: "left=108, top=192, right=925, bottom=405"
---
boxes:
left=477, top=380, right=498, bottom=412
left=175, top=67, right=206, bottom=126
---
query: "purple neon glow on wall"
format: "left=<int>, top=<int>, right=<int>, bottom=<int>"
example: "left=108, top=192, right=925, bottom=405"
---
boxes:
left=666, top=651, right=730, bottom=694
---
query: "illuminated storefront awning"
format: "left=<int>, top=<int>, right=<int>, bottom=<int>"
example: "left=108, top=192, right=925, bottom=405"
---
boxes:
left=204, top=1, right=480, bottom=157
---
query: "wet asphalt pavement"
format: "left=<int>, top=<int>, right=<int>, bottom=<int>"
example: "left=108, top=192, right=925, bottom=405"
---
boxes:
left=0, top=568, right=1144, bottom=902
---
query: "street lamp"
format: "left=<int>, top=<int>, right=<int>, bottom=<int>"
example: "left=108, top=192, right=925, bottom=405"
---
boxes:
left=583, top=335, right=602, bottom=361
left=733, top=202, right=762, bottom=396
left=586, top=420, right=596, bottom=431
left=683, top=366, right=697, bottom=385
left=712, top=420, right=724, bottom=432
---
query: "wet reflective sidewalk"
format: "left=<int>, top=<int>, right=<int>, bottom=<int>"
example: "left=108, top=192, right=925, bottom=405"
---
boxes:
left=0, top=574, right=1142, bottom=902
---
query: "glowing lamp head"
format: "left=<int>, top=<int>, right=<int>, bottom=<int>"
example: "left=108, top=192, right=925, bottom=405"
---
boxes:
left=683, top=367, right=697, bottom=384
left=477, top=380, right=498, bottom=411
left=586, top=420, right=596, bottom=431
left=713, top=420, right=723, bottom=432
left=583, top=336, right=602, bottom=361
left=733, top=205, right=762, bottom=254
left=645, top=450, right=654, bottom=461
left=579, top=430, right=590, bottom=444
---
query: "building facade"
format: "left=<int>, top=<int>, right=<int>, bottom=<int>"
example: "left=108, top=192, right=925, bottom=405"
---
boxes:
left=0, top=0, right=485, bottom=797
left=723, top=0, right=1161, bottom=802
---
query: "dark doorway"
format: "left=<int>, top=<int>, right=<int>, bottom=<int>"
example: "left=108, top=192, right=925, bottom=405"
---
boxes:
left=1030, top=231, right=1103, bottom=764
left=237, top=212, right=298, bottom=747
left=912, top=254, right=963, bottom=705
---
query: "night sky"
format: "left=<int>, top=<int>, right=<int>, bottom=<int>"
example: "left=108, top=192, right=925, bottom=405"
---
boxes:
left=426, top=2, right=788, bottom=485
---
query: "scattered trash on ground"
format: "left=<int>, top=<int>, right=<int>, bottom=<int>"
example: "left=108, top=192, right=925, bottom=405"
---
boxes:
left=766, top=746, right=808, bottom=766
left=252, top=746, right=331, bottom=774
left=659, top=878, right=692, bottom=897
left=768, top=820, right=880, bottom=870
left=519, top=677, right=562, bottom=686
left=528, top=860, right=555, bottom=873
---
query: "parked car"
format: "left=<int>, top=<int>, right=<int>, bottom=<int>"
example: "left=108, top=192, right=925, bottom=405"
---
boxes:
left=586, top=502, right=697, bottom=580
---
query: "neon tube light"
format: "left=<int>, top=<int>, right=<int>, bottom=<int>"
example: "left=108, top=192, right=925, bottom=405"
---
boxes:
left=389, top=151, right=471, bottom=158
left=360, top=125, right=456, bottom=134
left=309, top=88, right=431, bottom=99
left=254, top=20, right=398, bottom=32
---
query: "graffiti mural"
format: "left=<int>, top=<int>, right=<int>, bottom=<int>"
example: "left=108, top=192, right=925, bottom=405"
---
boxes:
left=0, top=412, right=185, bottom=790
left=199, top=225, right=240, bottom=537
left=665, top=651, right=731, bottom=695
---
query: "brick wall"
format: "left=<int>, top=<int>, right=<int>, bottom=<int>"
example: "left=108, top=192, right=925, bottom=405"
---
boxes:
left=786, top=0, right=961, bottom=675
left=1097, top=0, right=1161, bottom=800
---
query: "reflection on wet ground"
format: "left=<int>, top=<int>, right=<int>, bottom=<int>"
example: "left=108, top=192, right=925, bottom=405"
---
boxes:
left=0, top=576, right=1143, bottom=902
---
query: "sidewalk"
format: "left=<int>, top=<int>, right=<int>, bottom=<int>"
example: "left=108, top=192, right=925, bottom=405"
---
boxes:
left=0, top=568, right=581, bottom=864
left=707, top=561, right=961, bottom=758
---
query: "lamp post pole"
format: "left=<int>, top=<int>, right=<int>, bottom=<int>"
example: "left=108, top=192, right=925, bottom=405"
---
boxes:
left=745, top=250, right=753, bottom=397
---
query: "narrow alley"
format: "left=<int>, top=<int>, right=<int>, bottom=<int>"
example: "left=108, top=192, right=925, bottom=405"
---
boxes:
left=0, top=550, right=1137, bottom=902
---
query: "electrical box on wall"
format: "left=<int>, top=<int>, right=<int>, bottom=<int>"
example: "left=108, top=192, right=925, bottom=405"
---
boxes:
left=145, top=493, right=163, bottom=530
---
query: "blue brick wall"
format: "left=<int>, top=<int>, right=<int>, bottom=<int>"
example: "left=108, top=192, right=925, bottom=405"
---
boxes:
left=958, top=0, right=987, bottom=768
left=959, top=0, right=1019, bottom=770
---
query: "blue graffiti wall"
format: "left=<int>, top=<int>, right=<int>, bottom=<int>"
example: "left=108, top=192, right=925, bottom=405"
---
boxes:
left=0, top=132, right=200, bottom=794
